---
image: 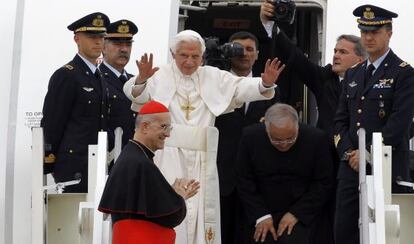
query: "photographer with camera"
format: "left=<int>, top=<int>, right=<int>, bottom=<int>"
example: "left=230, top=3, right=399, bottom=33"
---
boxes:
left=260, top=0, right=367, bottom=243
left=215, top=31, right=280, bottom=244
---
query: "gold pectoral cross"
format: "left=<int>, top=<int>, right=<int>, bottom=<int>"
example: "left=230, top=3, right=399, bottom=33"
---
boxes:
left=181, top=97, right=195, bottom=120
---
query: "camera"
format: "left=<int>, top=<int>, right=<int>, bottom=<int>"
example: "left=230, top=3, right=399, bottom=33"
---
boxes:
left=203, top=37, right=245, bottom=70
left=271, top=0, right=296, bottom=24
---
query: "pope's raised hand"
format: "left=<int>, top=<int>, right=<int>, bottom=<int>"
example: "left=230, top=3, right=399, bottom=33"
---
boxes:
left=261, top=58, right=286, bottom=87
left=135, top=53, right=159, bottom=84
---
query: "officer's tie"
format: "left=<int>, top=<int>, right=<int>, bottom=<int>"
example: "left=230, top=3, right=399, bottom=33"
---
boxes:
left=94, top=69, right=104, bottom=97
left=94, top=69, right=101, bottom=78
left=364, top=64, right=375, bottom=88
left=119, top=75, right=128, bottom=83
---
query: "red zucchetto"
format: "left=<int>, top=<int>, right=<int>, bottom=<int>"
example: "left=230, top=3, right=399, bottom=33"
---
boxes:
left=139, top=100, right=169, bottom=115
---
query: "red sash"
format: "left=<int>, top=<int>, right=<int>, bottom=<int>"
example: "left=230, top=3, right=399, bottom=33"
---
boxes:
left=112, top=219, right=176, bottom=244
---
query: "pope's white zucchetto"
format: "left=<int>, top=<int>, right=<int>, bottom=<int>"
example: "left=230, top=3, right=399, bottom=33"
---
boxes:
left=169, top=29, right=206, bottom=54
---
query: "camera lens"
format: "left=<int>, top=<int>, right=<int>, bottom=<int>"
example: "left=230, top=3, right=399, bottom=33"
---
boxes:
left=275, top=5, right=288, bottom=18
left=271, top=0, right=295, bottom=23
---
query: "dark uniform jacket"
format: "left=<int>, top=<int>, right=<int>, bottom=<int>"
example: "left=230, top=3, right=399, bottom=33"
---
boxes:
left=215, top=88, right=279, bottom=196
left=273, top=30, right=341, bottom=138
left=236, top=123, right=333, bottom=226
left=334, top=50, right=414, bottom=184
left=41, top=54, right=108, bottom=192
left=99, top=63, right=135, bottom=148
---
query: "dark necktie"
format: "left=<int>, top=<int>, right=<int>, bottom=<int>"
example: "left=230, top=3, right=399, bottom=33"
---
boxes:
left=119, top=75, right=128, bottom=83
left=94, top=69, right=102, bottom=79
left=94, top=69, right=103, bottom=94
left=364, top=64, right=375, bottom=88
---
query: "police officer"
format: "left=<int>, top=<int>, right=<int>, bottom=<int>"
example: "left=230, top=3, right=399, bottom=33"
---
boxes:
left=334, top=5, right=414, bottom=244
left=41, top=12, right=110, bottom=193
left=100, top=20, right=138, bottom=151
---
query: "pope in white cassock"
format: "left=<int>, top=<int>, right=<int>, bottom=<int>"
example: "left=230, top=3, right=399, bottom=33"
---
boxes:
left=123, top=30, right=285, bottom=244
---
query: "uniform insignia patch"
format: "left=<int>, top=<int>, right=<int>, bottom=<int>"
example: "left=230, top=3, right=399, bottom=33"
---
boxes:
left=64, top=64, right=74, bottom=70
left=334, top=134, right=341, bottom=147
left=349, top=81, right=358, bottom=88
left=83, top=87, right=94, bottom=92
left=399, top=61, right=410, bottom=67
left=374, top=78, right=393, bottom=89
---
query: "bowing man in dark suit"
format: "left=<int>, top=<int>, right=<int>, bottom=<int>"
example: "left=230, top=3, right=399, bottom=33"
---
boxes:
left=100, top=19, right=138, bottom=149
left=215, top=31, right=280, bottom=244
left=41, top=12, right=110, bottom=192
left=334, top=5, right=414, bottom=244
left=237, top=103, right=333, bottom=244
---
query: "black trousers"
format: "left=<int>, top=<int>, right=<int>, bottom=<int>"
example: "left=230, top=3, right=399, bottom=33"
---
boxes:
left=53, top=152, right=88, bottom=193
left=220, top=190, right=248, bottom=244
left=334, top=178, right=359, bottom=244
left=311, top=205, right=335, bottom=244
left=311, top=143, right=337, bottom=244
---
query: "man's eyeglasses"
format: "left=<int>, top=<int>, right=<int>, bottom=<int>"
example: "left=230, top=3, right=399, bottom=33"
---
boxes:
left=267, top=134, right=297, bottom=145
left=148, top=122, right=173, bottom=133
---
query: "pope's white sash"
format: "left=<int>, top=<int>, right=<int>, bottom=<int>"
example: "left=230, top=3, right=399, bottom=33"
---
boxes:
left=165, top=124, right=220, bottom=243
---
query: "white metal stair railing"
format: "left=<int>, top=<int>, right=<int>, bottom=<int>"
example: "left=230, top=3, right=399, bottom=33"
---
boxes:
left=77, top=132, right=109, bottom=244
left=31, top=127, right=45, bottom=244
left=358, top=129, right=400, bottom=244
left=31, top=127, right=123, bottom=244
left=32, top=127, right=84, bottom=244
left=107, top=127, right=123, bottom=165
left=78, top=127, right=123, bottom=244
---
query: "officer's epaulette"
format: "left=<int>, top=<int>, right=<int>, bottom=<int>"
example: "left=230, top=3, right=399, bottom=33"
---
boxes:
left=399, top=61, right=410, bottom=68
left=63, top=64, right=74, bottom=70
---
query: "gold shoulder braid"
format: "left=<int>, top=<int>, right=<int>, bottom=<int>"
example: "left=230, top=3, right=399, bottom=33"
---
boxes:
left=64, top=64, right=74, bottom=70
left=334, top=134, right=341, bottom=148
left=399, top=61, right=410, bottom=68
left=44, top=153, right=56, bottom=164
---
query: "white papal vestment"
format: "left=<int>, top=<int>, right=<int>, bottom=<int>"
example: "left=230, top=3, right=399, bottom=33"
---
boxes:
left=124, top=62, right=274, bottom=244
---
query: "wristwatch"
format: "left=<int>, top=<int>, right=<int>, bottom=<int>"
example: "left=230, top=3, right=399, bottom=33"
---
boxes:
left=341, top=149, right=352, bottom=161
